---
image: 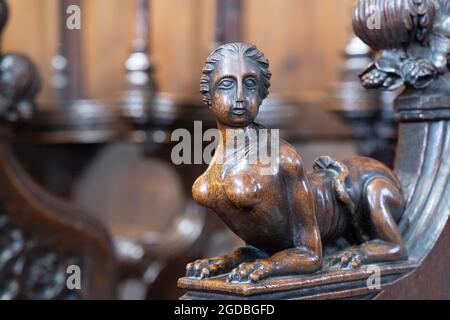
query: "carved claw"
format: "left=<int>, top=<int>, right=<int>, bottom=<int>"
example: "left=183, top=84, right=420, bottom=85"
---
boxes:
left=185, top=256, right=230, bottom=279
left=401, top=58, right=437, bottom=89
left=325, top=249, right=366, bottom=270
left=360, top=68, right=400, bottom=90
left=226, top=259, right=273, bottom=283
left=361, top=69, right=388, bottom=88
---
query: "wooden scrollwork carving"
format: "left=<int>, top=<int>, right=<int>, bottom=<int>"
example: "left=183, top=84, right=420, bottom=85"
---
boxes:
left=350, top=0, right=450, bottom=298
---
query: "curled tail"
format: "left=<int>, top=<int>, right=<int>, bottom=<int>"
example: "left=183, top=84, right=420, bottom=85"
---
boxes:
left=313, top=156, right=363, bottom=242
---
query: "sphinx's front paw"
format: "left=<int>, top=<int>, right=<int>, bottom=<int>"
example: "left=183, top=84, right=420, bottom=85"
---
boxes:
left=325, top=249, right=366, bottom=270
left=186, top=256, right=230, bottom=279
left=226, top=259, right=273, bottom=283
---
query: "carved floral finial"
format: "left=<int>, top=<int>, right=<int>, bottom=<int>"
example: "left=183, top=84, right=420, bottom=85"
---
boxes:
left=353, top=0, right=450, bottom=90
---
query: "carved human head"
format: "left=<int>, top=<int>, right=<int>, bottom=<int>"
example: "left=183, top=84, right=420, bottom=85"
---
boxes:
left=200, top=43, right=272, bottom=127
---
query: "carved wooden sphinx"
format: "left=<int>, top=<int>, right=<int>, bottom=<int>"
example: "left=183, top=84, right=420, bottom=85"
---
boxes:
left=179, top=0, right=450, bottom=299
left=184, top=42, right=407, bottom=283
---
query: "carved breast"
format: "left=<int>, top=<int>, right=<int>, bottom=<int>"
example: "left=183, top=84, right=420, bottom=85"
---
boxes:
left=192, top=173, right=214, bottom=209
left=192, top=168, right=263, bottom=210
left=222, top=173, right=261, bottom=209
left=192, top=157, right=292, bottom=253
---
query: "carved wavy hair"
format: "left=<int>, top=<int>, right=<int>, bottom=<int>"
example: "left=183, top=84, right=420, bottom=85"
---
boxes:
left=200, top=43, right=272, bottom=105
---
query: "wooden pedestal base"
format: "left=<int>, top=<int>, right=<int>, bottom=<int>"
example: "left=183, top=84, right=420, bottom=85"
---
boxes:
left=178, top=262, right=417, bottom=300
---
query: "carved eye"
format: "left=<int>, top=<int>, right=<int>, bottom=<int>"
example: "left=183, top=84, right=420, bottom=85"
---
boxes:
left=244, top=77, right=257, bottom=89
left=218, top=78, right=234, bottom=90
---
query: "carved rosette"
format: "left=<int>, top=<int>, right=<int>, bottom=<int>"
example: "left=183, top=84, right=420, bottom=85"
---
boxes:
left=0, top=204, right=83, bottom=300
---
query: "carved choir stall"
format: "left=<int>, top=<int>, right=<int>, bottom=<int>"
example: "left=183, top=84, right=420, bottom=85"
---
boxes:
left=178, top=0, right=450, bottom=299
left=0, top=1, right=116, bottom=299
left=0, top=0, right=448, bottom=300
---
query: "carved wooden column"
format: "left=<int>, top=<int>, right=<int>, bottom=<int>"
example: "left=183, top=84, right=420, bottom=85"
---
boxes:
left=121, top=0, right=157, bottom=121
left=51, top=0, right=83, bottom=103
left=214, top=0, right=243, bottom=47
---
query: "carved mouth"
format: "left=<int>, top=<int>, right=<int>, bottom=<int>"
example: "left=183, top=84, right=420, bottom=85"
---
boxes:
left=231, top=109, right=246, bottom=116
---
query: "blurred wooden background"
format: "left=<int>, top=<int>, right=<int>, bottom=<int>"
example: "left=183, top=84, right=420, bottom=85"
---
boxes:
left=0, top=0, right=364, bottom=300
left=3, top=0, right=354, bottom=106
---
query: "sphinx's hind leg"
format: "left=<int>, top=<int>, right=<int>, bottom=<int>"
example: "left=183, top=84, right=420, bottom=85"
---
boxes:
left=326, top=177, right=407, bottom=270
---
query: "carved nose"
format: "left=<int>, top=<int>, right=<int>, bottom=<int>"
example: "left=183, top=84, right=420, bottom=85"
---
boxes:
left=236, top=85, right=244, bottom=103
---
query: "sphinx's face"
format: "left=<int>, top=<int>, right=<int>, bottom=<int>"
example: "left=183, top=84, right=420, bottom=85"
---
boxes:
left=209, top=55, right=263, bottom=127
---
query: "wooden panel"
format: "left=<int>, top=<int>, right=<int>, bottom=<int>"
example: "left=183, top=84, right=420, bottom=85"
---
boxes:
left=82, top=0, right=215, bottom=100
left=244, top=0, right=353, bottom=98
left=82, top=0, right=135, bottom=100
left=2, top=0, right=355, bottom=105
left=151, top=0, right=214, bottom=96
